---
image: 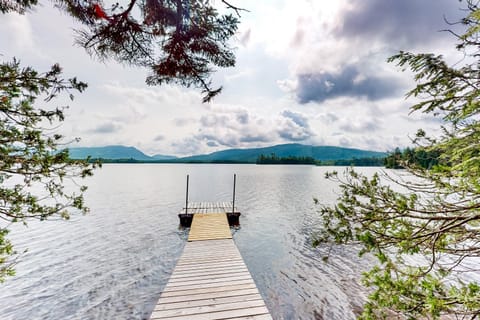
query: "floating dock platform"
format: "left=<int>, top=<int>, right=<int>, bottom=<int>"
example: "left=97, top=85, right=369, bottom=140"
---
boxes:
left=149, top=202, right=271, bottom=320
left=178, top=201, right=241, bottom=227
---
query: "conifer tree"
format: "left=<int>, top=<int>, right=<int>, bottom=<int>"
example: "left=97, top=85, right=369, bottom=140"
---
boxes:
left=316, top=1, right=480, bottom=318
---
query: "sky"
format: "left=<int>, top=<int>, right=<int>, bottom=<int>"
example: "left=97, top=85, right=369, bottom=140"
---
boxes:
left=0, top=0, right=467, bottom=156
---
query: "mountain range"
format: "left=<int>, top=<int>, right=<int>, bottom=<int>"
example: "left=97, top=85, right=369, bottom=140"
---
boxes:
left=67, top=144, right=387, bottom=163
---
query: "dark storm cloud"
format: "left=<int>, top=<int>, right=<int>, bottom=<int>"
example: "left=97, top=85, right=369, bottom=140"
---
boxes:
left=296, top=65, right=400, bottom=104
left=336, top=0, right=462, bottom=46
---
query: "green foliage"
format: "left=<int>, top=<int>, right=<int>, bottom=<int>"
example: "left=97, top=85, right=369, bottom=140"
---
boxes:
left=256, top=153, right=316, bottom=165
left=264, top=154, right=385, bottom=167
left=384, top=147, right=440, bottom=169
left=316, top=1, right=480, bottom=318
left=3, top=0, right=241, bottom=102
left=0, top=59, right=96, bottom=282
left=318, top=157, right=385, bottom=167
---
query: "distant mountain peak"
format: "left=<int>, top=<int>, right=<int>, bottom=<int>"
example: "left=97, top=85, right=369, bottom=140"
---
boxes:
left=67, top=143, right=386, bottom=163
left=68, top=145, right=152, bottom=160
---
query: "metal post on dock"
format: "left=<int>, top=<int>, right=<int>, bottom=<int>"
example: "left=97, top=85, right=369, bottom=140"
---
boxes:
left=185, top=174, right=189, bottom=214
left=232, top=173, right=236, bottom=213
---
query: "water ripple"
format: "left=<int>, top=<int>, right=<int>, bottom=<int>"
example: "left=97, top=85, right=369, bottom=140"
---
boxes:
left=1, top=164, right=375, bottom=319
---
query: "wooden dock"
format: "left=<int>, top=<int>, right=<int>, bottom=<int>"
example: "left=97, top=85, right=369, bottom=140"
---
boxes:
left=188, top=213, right=232, bottom=241
left=178, top=201, right=241, bottom=227
left=150, top=202, right=271, bottom=320
left=182, top=201, right=234, bottom=214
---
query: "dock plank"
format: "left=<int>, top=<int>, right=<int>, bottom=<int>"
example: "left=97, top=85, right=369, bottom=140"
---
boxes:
left=164, top=279, right=254, bottom=292
left=159, top=283, right=258, bottom=298
left=188, top=213, right=231, bottom=241
left=167, top=270, right=251, bottom=281
left=172, top=262, right=246, bottom=271
left=173, top=262, right=248, bottom=272
left=151, top=299, right=267, bottom=318
left=150, top=204, right=269, bottom=319
left=176, top=254, right=243, bottom=261
left=164, top=275, right=254, bottom=288
left=154, top=288, right=262, bottom=305
left=169, top=269, right=249, bottom=281
left=181, top=201, right=237, bottom=215
left=150, top=306, right=271, bottom=320
left=154, top=293, right=263, bottom=311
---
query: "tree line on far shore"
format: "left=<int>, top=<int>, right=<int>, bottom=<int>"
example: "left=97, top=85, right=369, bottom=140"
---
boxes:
left=256, top=149, right=440, bottom=168
left=256, top=153, right=385, bottom=166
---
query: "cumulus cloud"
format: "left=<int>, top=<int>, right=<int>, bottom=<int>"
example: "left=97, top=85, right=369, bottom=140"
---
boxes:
left=277, top=78, right=298, bottom=93
left=277, top=110, right=315, bottom=141
left=195, top=132, right=238, bottom=147
left=168, top=106, right=318, bottom=152
left=319, top=112, right=339, bottom=124
left=239, top=134, right=272, bottom=143
left=195, top=121, right=275, bottom=148
left=295, top=65, right=402, bottom=104
left=194, top=128, right=273, bottom=148
left=190, top=106, right=279, bottom=149
left=236, top=111, right=249, bottom=125
left=339, top=119, right=381, bottom=133
left=282, top=110, right=309, bottom=128
left=200, top=114, right=229, bottom=128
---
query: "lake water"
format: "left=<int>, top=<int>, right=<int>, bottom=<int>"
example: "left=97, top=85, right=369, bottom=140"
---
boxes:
left=0, top=164, right=378, bottom=320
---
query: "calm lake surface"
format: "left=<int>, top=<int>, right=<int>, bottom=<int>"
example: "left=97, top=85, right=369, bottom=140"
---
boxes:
left=0, top=164, right=379, bottom=320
